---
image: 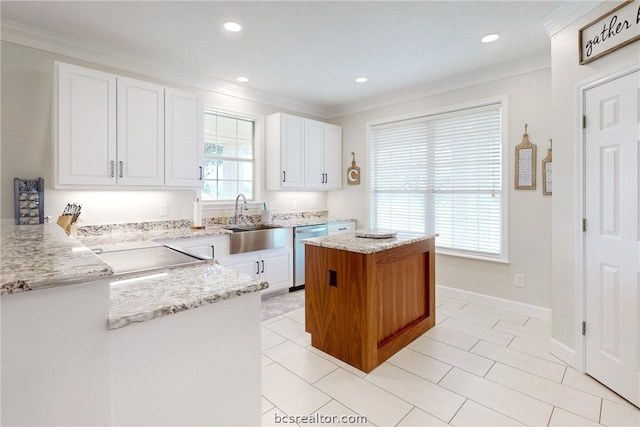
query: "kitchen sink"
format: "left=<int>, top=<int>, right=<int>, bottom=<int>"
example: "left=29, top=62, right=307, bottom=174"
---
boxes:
left=226, top=226, right=286, bottom=254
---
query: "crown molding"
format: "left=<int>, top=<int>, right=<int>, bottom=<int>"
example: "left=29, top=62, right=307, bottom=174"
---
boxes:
left=0, top=19, right=328, bottom=118
left=326, top=53, right=551, bottom=119
left=542, top=0, right=605, bottom=37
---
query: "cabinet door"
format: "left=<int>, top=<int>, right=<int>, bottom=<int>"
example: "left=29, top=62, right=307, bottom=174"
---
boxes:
left=57, top=62, right=116, bottom=186
left=262, top=252, right=292, bottom=290
left=323, top=124, right=342, bottom=189
left=304, top=120, right=325, bottom=189
left=165, top=88, right=204, bottom=188
left=281, top=115, right=305, bottom=188
left=226, top=256, right=260, bottom=279
left=117, top=78, right=164, bottom=186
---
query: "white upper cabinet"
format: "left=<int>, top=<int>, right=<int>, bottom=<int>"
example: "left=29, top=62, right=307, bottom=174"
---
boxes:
left=117, top=77, right=164, bottom=186
left=55, top=62, right=203, bottom=189
left=57, top=62, right=117, bottom=186
left=305, top=120, right=342, bottom=189
left=266, top=113, right=305, bottom=189
left=164, top=88, right=204, bottom=188
left=304, top=120, right=325, bottom=189
left=266, top=113, right=342, bottom=191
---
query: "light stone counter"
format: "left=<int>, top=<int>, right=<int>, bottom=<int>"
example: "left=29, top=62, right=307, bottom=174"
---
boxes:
left=0, top=224, right=113, bottom=295
left=1, top=223, right=267, bottom=331
left=109, top=264, right=268, bottom=330
left=302, top=231, right=437, bottom=254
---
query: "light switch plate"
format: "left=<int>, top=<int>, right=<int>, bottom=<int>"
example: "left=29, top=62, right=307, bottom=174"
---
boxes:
left=159, top=204, right=168, bottom=217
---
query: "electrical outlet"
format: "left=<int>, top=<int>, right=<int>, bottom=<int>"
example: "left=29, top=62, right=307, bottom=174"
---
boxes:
left=311, top=199, right=317, bottom=210
left=159, top=204, right=168, bottom=217
left=269, top=200, right=277, bottom=210
left=514, top=273, right=525, bottom=288
left=292, top=200, right=297, bottom=210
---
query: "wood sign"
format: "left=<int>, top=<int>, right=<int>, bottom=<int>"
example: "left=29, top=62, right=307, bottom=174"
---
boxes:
left=542, top=139, right=552, bottom=196
left=579, top=0, right=640, bottom=65
left=515, top=124, right=537, bottom=190
left=347, top=152, right=361, bottom=185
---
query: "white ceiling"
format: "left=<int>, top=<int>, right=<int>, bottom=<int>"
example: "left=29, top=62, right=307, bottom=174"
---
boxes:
left=1, top=1, right=571, bottom=117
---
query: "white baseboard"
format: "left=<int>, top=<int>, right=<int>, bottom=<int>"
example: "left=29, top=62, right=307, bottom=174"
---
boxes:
left=436, top=285, right=552, bottom=321
left=549, top=337, right=577, bottom=368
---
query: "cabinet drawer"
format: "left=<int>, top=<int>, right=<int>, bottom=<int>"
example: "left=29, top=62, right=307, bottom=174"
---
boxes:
left=328, top=221, right=356, bottom=235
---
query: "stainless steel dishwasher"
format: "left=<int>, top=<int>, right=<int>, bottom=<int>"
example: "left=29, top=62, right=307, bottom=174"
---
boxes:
left=292, top=223, right=328, bottom=291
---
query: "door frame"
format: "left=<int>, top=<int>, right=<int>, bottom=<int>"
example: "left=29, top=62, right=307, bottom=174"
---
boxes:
left=575, top=63, right=640, bottom=372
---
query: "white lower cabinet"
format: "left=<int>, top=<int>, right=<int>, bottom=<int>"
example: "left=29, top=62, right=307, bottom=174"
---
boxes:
left=161, top=235, right=293, bottom=295
left=223, top=248, right=292, bottom=295
left=328, top=220, right=356, bottom=235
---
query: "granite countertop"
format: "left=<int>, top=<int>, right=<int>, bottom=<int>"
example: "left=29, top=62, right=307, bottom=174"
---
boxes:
left=0, top=224, right=113, bottom=295
left=266, top=216, right=356, bottom=228
left=109, top=263, right=268, bottom=330
left=302, top=231, right=437, bottom=254
left=1, top=223, right=268, bottom=330
left=77, top=224, right=232, bottom=248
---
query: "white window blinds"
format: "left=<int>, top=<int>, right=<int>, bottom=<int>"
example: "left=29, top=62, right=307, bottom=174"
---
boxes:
left=369, top=104, right=504, bottom=258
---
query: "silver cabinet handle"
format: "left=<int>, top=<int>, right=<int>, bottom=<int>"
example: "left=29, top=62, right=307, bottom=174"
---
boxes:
left=282, top=171, right=286, bottom=183
left=110, top=161, right=115, bottom=178
left=261, top=260, right=265, bottom=274
left=255, top=261, right=260, bottom=275
left=325, top=173, right=328, bottom=183
left=199, top=166, right=203, bottom=180
left=119, top=161, right=123, bottom=178
left=211, top=245, right=215, bottom=259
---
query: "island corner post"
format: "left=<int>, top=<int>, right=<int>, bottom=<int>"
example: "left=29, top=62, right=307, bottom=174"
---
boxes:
left=304, top=237, right=436, bottom=373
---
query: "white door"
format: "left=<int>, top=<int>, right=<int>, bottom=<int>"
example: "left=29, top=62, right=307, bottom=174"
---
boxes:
left=323, top=123, right=343, bottom=189
left=584, top=70, right=639, bottom=407
left=117, top=77, right=164, bottom=186
left=57, top=62, right=116, bottom=186
left=165, top=88, right=204, bottom=188
left=305, top=119, right=325, bottom=189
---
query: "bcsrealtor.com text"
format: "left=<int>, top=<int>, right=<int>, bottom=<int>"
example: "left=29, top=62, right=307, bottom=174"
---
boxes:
left=273, top=412, right=368, bottom=424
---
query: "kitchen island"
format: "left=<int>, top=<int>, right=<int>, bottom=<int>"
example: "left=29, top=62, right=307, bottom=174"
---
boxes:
left=303, top=231, right=437, bottom=373
left=0, top=223, right=266, bottom=426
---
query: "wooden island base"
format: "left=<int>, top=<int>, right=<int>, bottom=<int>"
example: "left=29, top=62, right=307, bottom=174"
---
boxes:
left=305, top=237, right=435, bottom=373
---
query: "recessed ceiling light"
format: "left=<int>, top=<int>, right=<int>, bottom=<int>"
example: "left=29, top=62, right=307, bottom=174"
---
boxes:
left=481, top=33, right=499, bottom=43
left=224, top=22, right=242, bottom=32
left=355, top=77, right=368, bottom=83
left=236, top=77, right=249, bottom=83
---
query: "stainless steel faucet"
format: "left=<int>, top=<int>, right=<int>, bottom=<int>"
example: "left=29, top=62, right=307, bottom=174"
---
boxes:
left=234, top=193, right=247, bottom=226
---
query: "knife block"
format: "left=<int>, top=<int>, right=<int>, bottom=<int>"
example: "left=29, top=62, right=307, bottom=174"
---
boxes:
left=56, top=215, right=74, bottom=234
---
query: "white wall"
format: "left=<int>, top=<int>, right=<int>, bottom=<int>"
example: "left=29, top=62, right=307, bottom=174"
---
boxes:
left=329, top=69, right=553, bottom=308
left=550, top=3, right=640, bottom=353
left=0, top=41, right=327, bottom=225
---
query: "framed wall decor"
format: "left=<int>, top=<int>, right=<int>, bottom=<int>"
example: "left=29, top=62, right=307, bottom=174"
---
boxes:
left=542, top=139, right=552, bottom=195
left=515, top=124, right=537, bottom=190
left=579, top=0, right=640, bottom=65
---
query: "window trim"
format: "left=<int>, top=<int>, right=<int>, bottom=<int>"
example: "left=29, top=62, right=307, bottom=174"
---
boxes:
left=200, top=108, right=263, bottom=206
left=365, top=96, right=509, bottom=263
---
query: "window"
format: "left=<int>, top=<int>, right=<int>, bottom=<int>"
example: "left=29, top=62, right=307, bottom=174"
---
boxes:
left=369, top=102, right=505, bottom=260
left=202, top=111, right=255, bottom=201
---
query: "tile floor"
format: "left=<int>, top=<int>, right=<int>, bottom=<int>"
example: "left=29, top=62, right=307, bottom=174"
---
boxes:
left=260, top=291, right=640, bottom=426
